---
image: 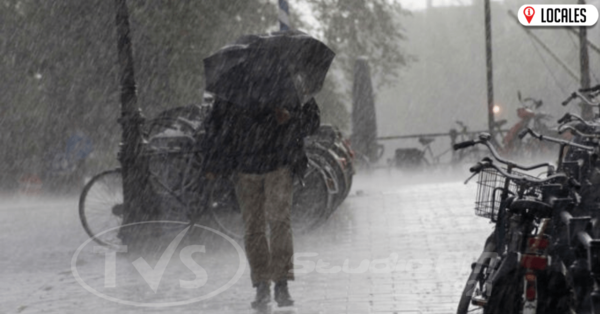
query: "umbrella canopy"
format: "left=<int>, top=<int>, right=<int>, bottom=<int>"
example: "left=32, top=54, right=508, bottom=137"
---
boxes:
left=203, top=30, right=335, bottom=108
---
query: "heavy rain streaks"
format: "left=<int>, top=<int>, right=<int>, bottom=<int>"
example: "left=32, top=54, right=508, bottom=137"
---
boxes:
left=2, top=0, right=600, bottom=314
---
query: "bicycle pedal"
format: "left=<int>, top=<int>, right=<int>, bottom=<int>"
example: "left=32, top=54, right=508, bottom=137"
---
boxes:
left=471, top=297, right=487, bottom=307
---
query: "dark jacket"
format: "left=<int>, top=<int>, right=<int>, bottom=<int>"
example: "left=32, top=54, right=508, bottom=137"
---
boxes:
left=201, top=98, right=320, bottom=176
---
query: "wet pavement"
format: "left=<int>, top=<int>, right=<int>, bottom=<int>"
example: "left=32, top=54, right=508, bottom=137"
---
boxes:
left=1, top=169, right=494, bottom=314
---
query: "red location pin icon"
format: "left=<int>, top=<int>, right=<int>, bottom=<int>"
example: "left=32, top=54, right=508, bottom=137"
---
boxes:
left=523, top=6, right=535, bottom=24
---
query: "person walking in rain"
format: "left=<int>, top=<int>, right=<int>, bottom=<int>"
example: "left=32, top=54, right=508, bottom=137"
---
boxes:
left=202, top=96, right=319, bottom=309
left=202, top=30, right=334, bottom=309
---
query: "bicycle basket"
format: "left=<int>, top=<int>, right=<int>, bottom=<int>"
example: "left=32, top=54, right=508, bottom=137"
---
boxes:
left=474, top=168, right=537, bottom=220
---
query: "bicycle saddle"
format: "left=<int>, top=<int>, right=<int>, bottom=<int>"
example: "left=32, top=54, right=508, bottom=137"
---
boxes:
left=418, top=137, right=435, bottom=146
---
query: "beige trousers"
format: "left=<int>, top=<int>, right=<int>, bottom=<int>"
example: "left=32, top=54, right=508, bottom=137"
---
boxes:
left=234, top=167, right=295, bottom=286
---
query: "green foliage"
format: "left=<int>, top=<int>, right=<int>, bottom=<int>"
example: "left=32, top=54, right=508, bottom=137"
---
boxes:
left=128, top=0, right=276, bottom=116
left=302, top=0, right=409, bottom=88
left=293, top=0, right=410, bottom=132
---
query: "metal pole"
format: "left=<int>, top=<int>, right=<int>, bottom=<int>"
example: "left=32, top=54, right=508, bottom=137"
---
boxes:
left=484, top=0, right=496, bottom=139
left=579, top=0, right=592, bottom=119
left=278, top=0, right=290, bottom=31
left=114, top=0, right=150, bottom=239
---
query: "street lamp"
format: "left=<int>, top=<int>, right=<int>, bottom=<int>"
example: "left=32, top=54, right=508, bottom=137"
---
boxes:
left=113, top=0, right=154, bottom=242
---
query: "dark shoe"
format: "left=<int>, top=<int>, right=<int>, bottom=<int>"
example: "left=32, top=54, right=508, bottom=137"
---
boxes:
left=274, top=280, right=294, bottom=307
left=251, top=282, right=271, bottom=310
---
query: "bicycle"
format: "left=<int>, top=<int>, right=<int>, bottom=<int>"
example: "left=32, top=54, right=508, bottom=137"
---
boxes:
left=208, top=154, right=340, bottom=240
left=389, top=135, right=457, bottom=172
left=79, top=109, right=207, bottom=247
left=305, top=125, right=355, bottom=210
left=209, top=125, right=354, bottom=239
left=521, top=125, right=600, bottom=313
left=499, top=92, right=557, bottom=161
left=524, top=87, right=600, bottom=313
left=557, top=85, right=600, bottom=217
left=559, top=85, right=600, bottom=313
left=454, top=133, right=581, bottom=314
left=557, top=208, right=600, bottom=314
left=79, top=106, right=348, bottom=246
left=455, top=85, right=600, bottom=314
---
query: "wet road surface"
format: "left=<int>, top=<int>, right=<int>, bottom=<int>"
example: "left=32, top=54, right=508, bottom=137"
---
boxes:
left=1, top=170, right=493, bottom=313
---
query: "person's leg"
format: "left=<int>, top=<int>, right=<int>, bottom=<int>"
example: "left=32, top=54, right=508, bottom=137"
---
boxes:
left=234, top=173, right=270, bottom=286
left=264, top=167, right=294, bottom=306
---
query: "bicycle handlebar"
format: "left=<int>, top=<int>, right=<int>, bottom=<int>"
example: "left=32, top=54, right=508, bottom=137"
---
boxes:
left=562, top=91, right=598, bottom=107
left=523, top=97, right=543, bottom=109
left=520, top=128, right=595, bottom=152
left=557, top=112, right=594, bottom=129
left=469, top=160, right=487, bottom=173
left=558, top=125, right=600, bottom=139
left=557, top=113, right=573, bottom=124
left=562, top=93, right=578, bottom=106
left=452, top=140, right=477, bottom=150
left=454, top=133, right=554, bottom=172
left=473, top=160, right=567, bottom=186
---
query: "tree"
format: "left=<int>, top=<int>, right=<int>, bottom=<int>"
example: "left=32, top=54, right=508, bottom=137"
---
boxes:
left=294, top=0, right=410, bottom=131
left=0, top=0, right=409, bottom=187
left=128, top=0, right=276, bottom=116
left=305, top=0, right=409, bottom=87
left=0, top=1, right=273, bottom=187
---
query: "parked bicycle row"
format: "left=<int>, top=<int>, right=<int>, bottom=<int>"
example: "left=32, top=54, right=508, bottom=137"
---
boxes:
left=78, top=100, right=355, bottom=246
left=389, top=90, right=565, bottom=171
left=454, top=84, right=600, bottom=314
left=388, top=121, right=483, bottom=171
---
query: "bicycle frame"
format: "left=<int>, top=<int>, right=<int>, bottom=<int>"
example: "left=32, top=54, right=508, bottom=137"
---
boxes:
left=143, top=115, right=208, bottom=220
left=146, top=151, right=200, bottom=202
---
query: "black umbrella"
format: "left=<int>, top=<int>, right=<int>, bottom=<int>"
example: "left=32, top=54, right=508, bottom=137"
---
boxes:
left=203, top=30, right=335, bottom=108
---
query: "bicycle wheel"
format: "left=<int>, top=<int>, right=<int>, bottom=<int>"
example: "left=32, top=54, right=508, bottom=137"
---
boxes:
left=79, top=169, right=124, bottom=247
left=345, top=173, right=354, bottom=198
left=209, top=159, right=333, bottom=238
left=303, top=152, right=338, bottom=218
left=291, top=157, right=331, bottom=233
left=457, top=234, right=498, bottom=314
left=485, top=264, right=576, bottom=314
left=328, top=141, right=355, bottom=200
left=456, top=254, right=491, bottom=314
left=307, top=146, right=348, bottom=209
